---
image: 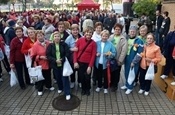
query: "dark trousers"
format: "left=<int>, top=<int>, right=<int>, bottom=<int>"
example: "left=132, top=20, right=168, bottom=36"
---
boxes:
left=92, top=66, right=97, bottom=83
left=0, top=53, right=10, bottom=77
left=110, top=66, right=122, bottom=88
left=53, top=66, right=70, bottom=95
left=134, top=66, right=141, bottom=83
left=78, top=62, right=91, bottom=91
left=37, top=69, right=52, bottom=91
left=97, top=64, right=108, bottom=89
left=163, top=57, right=175, bottom=76
left=14, top=61, right=30, bottom=88
left=139, top=67, right=152, bottom=92
left=159, top=33, right=165, bottom=52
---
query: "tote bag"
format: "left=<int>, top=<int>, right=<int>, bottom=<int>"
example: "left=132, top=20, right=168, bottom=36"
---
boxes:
left=28, top=66, right=44, bottom=83
left=63, top=57, right=73, bottom=76
left=10, top=70, right=18, bottom=87
left=0, top=48, right=4, bottom=61
left=127, top=68, right=135, bottom=85
left=145, top=62, right=155, bottom=80
left=24, top=54, right=32, bottom=68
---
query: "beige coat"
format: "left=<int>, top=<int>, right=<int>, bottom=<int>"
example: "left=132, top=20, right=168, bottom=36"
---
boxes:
left=109, top=34, right=128, bottom=65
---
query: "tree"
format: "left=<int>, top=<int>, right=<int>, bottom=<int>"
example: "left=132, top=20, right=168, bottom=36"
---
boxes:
left=132, top=0, right=161, bottom=20
left=0, top=0, right=10, bottom=4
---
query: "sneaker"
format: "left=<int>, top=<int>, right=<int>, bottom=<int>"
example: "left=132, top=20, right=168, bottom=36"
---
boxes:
left=171, top=82, right=175, bottom=86
left=38, top=91, right=43, bottom=96
left=58, top=90, right=62, bottom=94
left=144, top=91, right=149, bottom=96
left=0, top=78, right=3, bottom=82
left=138, top=89, right=144, bottom=94
left=70, top=82, right=75, bottom=88
left=49, top=87, right=55, bottom=91
left=78, top=83, right=82, bottom=88
left=160, top=75, right=168, bottom=79
left=95, top=87, right=101, bottom=92
left=66, top=95, right=71, bottom=100
left=125, top=89, right=132, bottom=94
left=121, top=85, right=127, bottom=90
left=104, top=89, right=108, bottom=94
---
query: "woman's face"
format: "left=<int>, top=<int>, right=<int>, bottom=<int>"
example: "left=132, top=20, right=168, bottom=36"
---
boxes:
left=37, top=33, right=44, bottom=42
left=129, top=30, right=137, bottom=38
left=58, top=24, right=65, bottom=33
left=146, top=34, right=154, bottom=45
left=140, top=29, right=147, bottom=37
left=95, top=25, right=102, bottom=34
left=114, top=27, right=121, bottom=35
left=84, top=30, right=93, bottom=40
left=15, top=29, right=23, bottom=38
left=71, top=28, right=79, bottom=36
left=54, top=34, right=61, bottom=43
left=28, top=29, right=35, bottom=39
left=44, top=19, right=49, bottom=25
left=101, top=33, right=108, bottom=42
left=17, top=21, right=23, bottom=26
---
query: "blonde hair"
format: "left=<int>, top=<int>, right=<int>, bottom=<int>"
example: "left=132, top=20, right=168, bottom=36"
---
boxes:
left=53, top=31, right=61, bottom=37
left=36, top=30, right=44, bottom=35
left=71, top=24, right=79, bottom=30
left=139, top=25, right=148, bottom=31
left=101, top=30, right=110, bottom=37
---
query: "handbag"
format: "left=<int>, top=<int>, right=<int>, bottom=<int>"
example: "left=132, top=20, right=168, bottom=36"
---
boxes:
left=145, top=62, right=155, bottom=80
left=62, top=57, right=73, bottom=76
left=4, top=44, right=10, bottom=59
left=127, top=68, right=135, bottom=85
left=109, top=58, right=118, bottom=72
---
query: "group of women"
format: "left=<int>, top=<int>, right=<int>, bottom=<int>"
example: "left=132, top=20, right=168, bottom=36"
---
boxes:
left=8, top=19, right=163, bottom=101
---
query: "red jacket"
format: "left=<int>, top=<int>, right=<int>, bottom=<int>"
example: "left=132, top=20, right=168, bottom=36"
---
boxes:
left=21, top=37, right=36, bottom=55
left=10, top=36, right=27, bottom=64
left=0, top=36, right=5, bottom=52
left=74, top=37, right=96, bottom=67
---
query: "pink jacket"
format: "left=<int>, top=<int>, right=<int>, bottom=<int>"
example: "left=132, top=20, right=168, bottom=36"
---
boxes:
left=30, top=40, right=50, bottom=70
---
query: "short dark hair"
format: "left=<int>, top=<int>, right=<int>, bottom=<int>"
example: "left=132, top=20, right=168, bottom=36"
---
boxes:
left=94, top=22, right=103, bottom=28
left=113, top=23, right=123, bottom=31
left=15, top=26, right=23, bottom=32
left=163, top=11, right=169, bottom=17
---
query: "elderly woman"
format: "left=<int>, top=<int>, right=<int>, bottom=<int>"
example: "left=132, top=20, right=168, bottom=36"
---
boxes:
left=10, top=27, right=30, bottom=89
left=120, top=25, right=144, bottom=94
left=74, top=26, right=96, bottom=96
left=65, top=24, right=82, bottom=88
left=46, top=31, right=71, bottom=100
left=109, top=23, right=128, bottom=92
left=137, top=33, right=161, bottom=95
left=42, top=17, right=55, bottom=40
left=30, top=30, right=54, bottom=96
left=16, top=19, right=28, bottom=36
left=95, top=30, right=116, bottom=94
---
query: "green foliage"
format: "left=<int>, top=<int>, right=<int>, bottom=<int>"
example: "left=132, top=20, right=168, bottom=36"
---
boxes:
left=0, top=0, right=10, bottom=4
left=132, top=0, right=161, bottom=20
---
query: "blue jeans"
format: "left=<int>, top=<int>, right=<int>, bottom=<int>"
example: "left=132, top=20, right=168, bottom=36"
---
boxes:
left=53, top=66, right=70, bottom=95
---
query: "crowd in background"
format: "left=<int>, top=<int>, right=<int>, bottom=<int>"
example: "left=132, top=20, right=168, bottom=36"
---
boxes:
left=0, top=9, right=174, bottom=101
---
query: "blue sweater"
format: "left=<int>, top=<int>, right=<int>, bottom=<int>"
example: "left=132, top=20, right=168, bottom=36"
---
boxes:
left=95, top=40, right=116, bottom=69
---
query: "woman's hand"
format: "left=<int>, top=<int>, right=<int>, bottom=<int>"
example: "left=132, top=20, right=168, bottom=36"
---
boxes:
left=173, top=56, right=175, bottom=60
left=145, top=58, right=152, bottom=63
left=56, top=59, right=62, bottom=64
left=40, top=56, right=47, bottom=60
left=86, top=67, right=91, bottom=75
left=74, top=62, right=79, bottom=69
left=130, top=62, right=134, bottom=68
left=70, top=47, right=78, bottom=52
left=96, top=53, right=100, bottom=57
left=10, top=64, right=15, bottom=70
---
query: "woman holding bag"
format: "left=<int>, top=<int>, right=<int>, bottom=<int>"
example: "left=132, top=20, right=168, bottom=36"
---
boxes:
left=46, top=31, right=71, bottom=100
left=30, top=30, right=54, bottom=96
left=135, top=33, right=161, bottom=95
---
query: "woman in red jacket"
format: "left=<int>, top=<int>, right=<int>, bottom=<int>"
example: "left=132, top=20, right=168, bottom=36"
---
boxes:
left=10, top=27, right=30, bottom=89
left=30, top=30, right=54, bottom=96
left=74, top=26, right=97, bottom=96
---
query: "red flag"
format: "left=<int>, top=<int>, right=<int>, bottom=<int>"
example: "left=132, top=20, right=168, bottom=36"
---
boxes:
left=107, top=61, right=111, bottom=87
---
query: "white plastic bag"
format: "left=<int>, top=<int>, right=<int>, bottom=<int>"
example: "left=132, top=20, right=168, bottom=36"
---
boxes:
left=10, top=70, right=18, bottom=87
left=63, top=57, right=73, bottom=76
left=127, top=68, right=135, bottom=85
left=0, top=48, right=4, bottom=61
left=24, top=54, right=32, bottom=68
left=4, top=44, right=10, bottom=59
left=145, top=62, right=155, bottom=80
left=28, top=66, right=44, bottom=83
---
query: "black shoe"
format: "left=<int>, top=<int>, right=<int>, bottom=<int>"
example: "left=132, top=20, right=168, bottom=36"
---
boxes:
left=21, top=86, right=26, bottom=90
left=81, top=90, right=86, bottom=95
left=86, top=90, right=90, bottom=96
left=27, top=83, right=34, bottom=86
left=111, top=87, right=118, bottom=92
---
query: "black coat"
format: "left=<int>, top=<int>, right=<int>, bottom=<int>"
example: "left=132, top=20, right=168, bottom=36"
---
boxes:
left=46, top=42, right=70, bottom=69
left=159, top=17, right=171, bottom=36
left=156, top=15, right=164, bottom=31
